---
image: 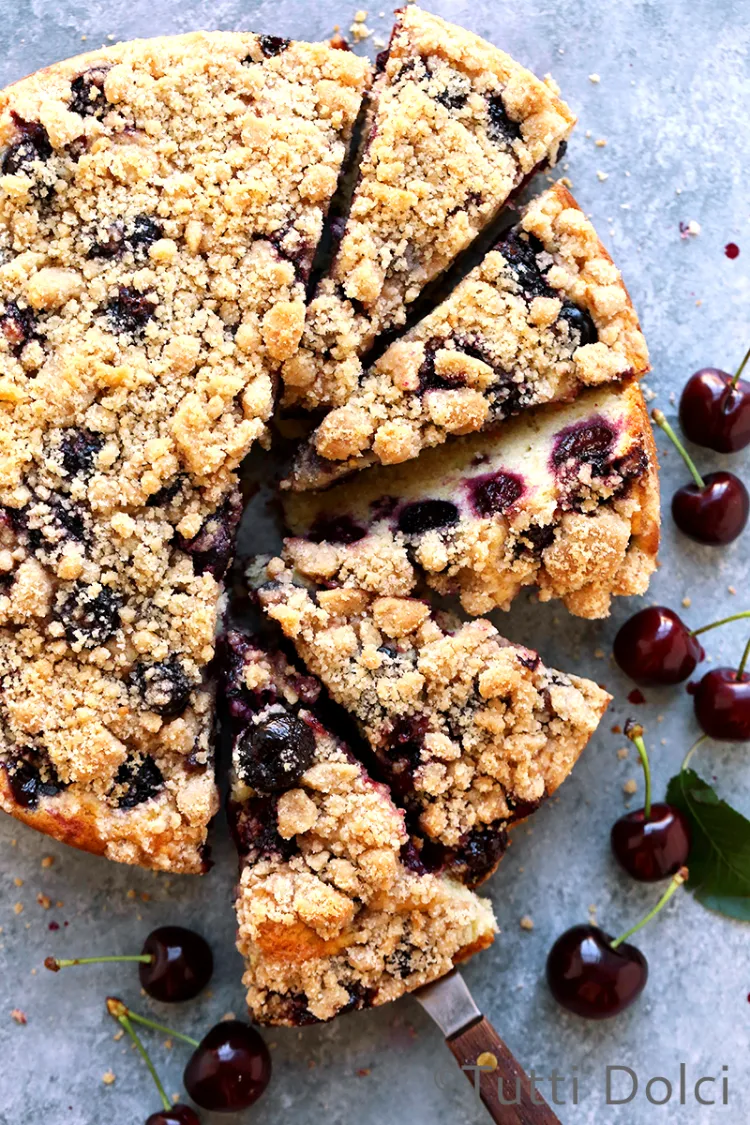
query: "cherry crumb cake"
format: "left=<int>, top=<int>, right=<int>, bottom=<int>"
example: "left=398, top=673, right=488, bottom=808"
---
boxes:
left=225, top=633, right=496, bottom=1025
left=254, top=559, right=611, bottom=885
left=0, top=33, right=370, bottom=870
left=281, top=5, right=576, bottom=413
left=282, top=382, right=659, bottom=619
left=285, top=182, right=650, bottom=491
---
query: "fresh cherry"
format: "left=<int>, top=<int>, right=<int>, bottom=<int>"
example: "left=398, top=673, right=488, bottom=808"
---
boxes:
left=546, top=868, right=686, bottom=1019
left=694, top=667, right=750, bottom=741
left=146, top=1107, right=201, bottom=1125
left=679, top=344, right=750, bottom=453
left=652, top=409, right=749, bottom=544
left=45, top=925, right=213, bottom=1002
left=610, top=722, right=691, bottom=881
left=613, top=607, right=704, bottom=685
left=183, top=1020, right=271, bottom=1113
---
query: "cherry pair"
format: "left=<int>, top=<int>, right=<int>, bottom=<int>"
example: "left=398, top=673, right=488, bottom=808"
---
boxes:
left=614, top=606, right=750, bottom=740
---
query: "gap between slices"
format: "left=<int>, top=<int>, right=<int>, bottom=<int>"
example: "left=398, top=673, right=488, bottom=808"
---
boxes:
left=282, top=381, right=660, bottom=620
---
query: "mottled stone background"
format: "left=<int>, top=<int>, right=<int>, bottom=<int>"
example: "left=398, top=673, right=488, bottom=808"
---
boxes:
left=0, top=1, right=749, bottom=1122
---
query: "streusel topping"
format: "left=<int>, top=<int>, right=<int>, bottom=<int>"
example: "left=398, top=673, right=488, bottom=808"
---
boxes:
left=255, top=560, right=610, bottom=882
left=282, top=5, right=575, bottom=412
left=0, top=32, right=369, bottom=870
left=283, top=382, right=660, bottom=619
left=285, top=183, right=650, bottom=491
left=225, top=634, right=496, bottom=1025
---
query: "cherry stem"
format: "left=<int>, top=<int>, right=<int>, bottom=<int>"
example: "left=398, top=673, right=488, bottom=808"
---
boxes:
left=106, top=998, right=170, bottom=1113
left=681, top=734, right=708, bottom=773
left=45, top=954, right=152, bottom=971
left=610, top=867, right=688, bottom=950
left=691, top=610, right=750, bottom=637
left=624, top=719, right=651, bottom=819
left=651, top=409, right=705, bottom=490
left=738, top=635, right=750, bottom=679
left=106, top=999, right=200, bottom=1048
left=731, top=341, right=750, bottom=389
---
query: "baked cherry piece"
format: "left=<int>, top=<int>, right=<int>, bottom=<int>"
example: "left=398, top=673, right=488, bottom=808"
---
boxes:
left=45, top=925, right=213, bottom=1002
left=679, top=344, right=750, bottom=453
left=546, top=868, right=687, bottom=1019
left=613, top=607, right=704, bottom=685
left=610, top=722, right=691, bottom=881
left=652, top=409, right=749, bottom=544
left=183, top=1020, right=272, bottom=1113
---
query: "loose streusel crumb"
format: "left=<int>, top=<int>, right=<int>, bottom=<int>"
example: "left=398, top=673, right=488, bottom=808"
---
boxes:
left=285, top=183, right=650, bottom=491
left=519, top=915, right=534, bottom=930
left=102, top=1070, right=116, bottom=1085
left=10, top=1008, right=27, bottom=1024
left=0, top=32, right=369, bottom=872
left=225, top=634, right=496, bottom=1025
left=254, top=560, right=610, bottom=881
left=282, top=5, right=575, bottom=412
left=283, top=382, right=660, bottom=620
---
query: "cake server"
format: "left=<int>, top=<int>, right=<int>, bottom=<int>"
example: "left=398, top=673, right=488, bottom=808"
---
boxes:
left=415, top=969, right=561, bottom=1125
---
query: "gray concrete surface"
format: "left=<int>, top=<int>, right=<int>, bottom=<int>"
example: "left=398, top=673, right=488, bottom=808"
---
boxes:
left=1, top=1, right=749, bottom=1122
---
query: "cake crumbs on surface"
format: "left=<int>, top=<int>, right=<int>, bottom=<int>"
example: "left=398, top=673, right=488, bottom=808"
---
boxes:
left=682, top=596, right=692, bottom=607
left=595, top=138, right=607, bottom=147
left=10, top=1008, right=27, bottom=1024
left=597, top=170, right=608, bottom=182
left=36, top=893, right=51, bottom=909
left=728, top=585, right=737, bottom=595
left=623, top=778, right=638, bottom=795
left=477, top=1051, right=499, bottom=1070
left=13, top=903, right=23, bottom=915
left=617, top=747, right=629, bottom=760
left=40, top=856, right=55, bottom=868
left=13, top=878, right=23, bottom=887
left=102, top=1071, right=116, bottom=1085
left=520, top=915, right=534, bottom=931
left=112, top=1029, right=124, bottom=1041
left=588, top=73, right=601, bottom=83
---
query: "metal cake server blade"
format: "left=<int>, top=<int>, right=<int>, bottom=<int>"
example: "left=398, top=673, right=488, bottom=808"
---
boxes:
left=415, top=970, right=562, bottom=1125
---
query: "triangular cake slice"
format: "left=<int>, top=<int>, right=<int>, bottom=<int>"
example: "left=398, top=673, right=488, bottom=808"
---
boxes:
left=282, top=5, right=575, bottom=411
left=224, top=632, right=496, bottom=1025
left=254, top=560, right=610, bottom=886
left=0, top=33, right=370, bottom=871
left=283, top=382, right=659, bottom=619
left=285, top=183, right=649, bottom=491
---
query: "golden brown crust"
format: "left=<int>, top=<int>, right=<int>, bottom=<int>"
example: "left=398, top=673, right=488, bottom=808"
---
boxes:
left=282, top=5, right=575, bottom=411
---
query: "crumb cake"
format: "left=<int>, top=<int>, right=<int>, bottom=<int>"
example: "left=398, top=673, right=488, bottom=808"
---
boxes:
left=0, top=33, right=370, bottom=870
left=286, top=182, right=650, bottom=490
left=224, top=632, right=496, bottom=1025
left=283, top=382, right=660, bottom=619
left=282, top=6, right=575, bottom=412
left=254, top=559, right=610, bottom=884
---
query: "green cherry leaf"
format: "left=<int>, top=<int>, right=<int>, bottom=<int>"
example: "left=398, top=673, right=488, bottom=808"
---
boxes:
left=666, top=768, right=750, bottom=922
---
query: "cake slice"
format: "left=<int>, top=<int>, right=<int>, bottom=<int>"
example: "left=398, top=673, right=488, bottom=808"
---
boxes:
left=285, top=183, right=649, bottom=492
left=224, top=632, right=496, bottom=1025
left=254, top=560, right=610, bottom=885
left=0, top=33, right=370, bottom=871
left=282, top=382, right=660, bottom=619
left=282, top=5, right=575, bottom=411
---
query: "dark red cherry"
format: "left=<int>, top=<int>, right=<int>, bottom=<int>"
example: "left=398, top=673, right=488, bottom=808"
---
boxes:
left=679, top=355, right=750, bottom=454
left=139, top=927, right=213, bottom=1002
left=672, top=471, right=749, bottom=544
left=146, top=1107, right=201, bottom=1125
left=613, top=606, right=704, bottom=685
left=183, top=1020, right=271, bottom=1113
left=546, top=925, right=648, bottom=1019
left=611, top=803, right=691, bottom=881
left=694, top=668, right=750, bottom=740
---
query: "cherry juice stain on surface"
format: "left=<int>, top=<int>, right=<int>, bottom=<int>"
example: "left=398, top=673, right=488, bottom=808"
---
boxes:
left=627, top=688, right=646, bottom=704
left=725, top=242, right=740, bottom=259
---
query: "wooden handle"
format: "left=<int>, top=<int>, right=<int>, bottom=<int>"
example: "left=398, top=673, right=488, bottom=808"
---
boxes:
left=447, top=1016, right=562, bottom=1125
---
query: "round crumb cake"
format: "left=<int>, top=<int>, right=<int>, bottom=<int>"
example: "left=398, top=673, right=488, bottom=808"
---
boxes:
left=0, top=32, right=369, bottom=871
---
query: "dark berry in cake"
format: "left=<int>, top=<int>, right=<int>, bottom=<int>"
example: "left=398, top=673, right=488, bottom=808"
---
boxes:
left=451, top=824, right=509, bottom=887
left=258, top=35, right=290, bottom=56
left=114, top=755, right=165, bottom=808
left=469, top=471, right=524, bottom=517
left=2, top=116, right=52, bottom=175
left=236, top=712, right=316, bottom=792
left=139, top=926, right=213, bottom=1002
left=7, top=757, right=61, bottom=809
left=552, top=419, right=616, bottom=471
left=59, top=583, right=121, bottom=648
left=497, top=229, right=550, bottom=300
left=436, top=88, right=468, bottom=111
left=176, top=493, right=241, bottom=579
left=183, top=1020, right=271, bottom=1113
left=308, top=514, right=367, bottom=544
left=229, top=795, right=297, bottom=861
left=486, top=93, right=522, bottom=144
left=69, top=67, right=110, bottom=117
left=0, top=301, right=37, bottom=354
left=107, top=286, right=157, bottom=333
left=385, top=946, right=414, bottom=978
left=516, top=522, right=556, bottom=554
left=133, top=659, right=192, bottom=719
left=60, top=428, right=105, bottom=476
left=397, top=499, right=459, bottom=535
left=558, top=302, right=598, bottom=347
left=89, top=214, right=163, bottom=260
